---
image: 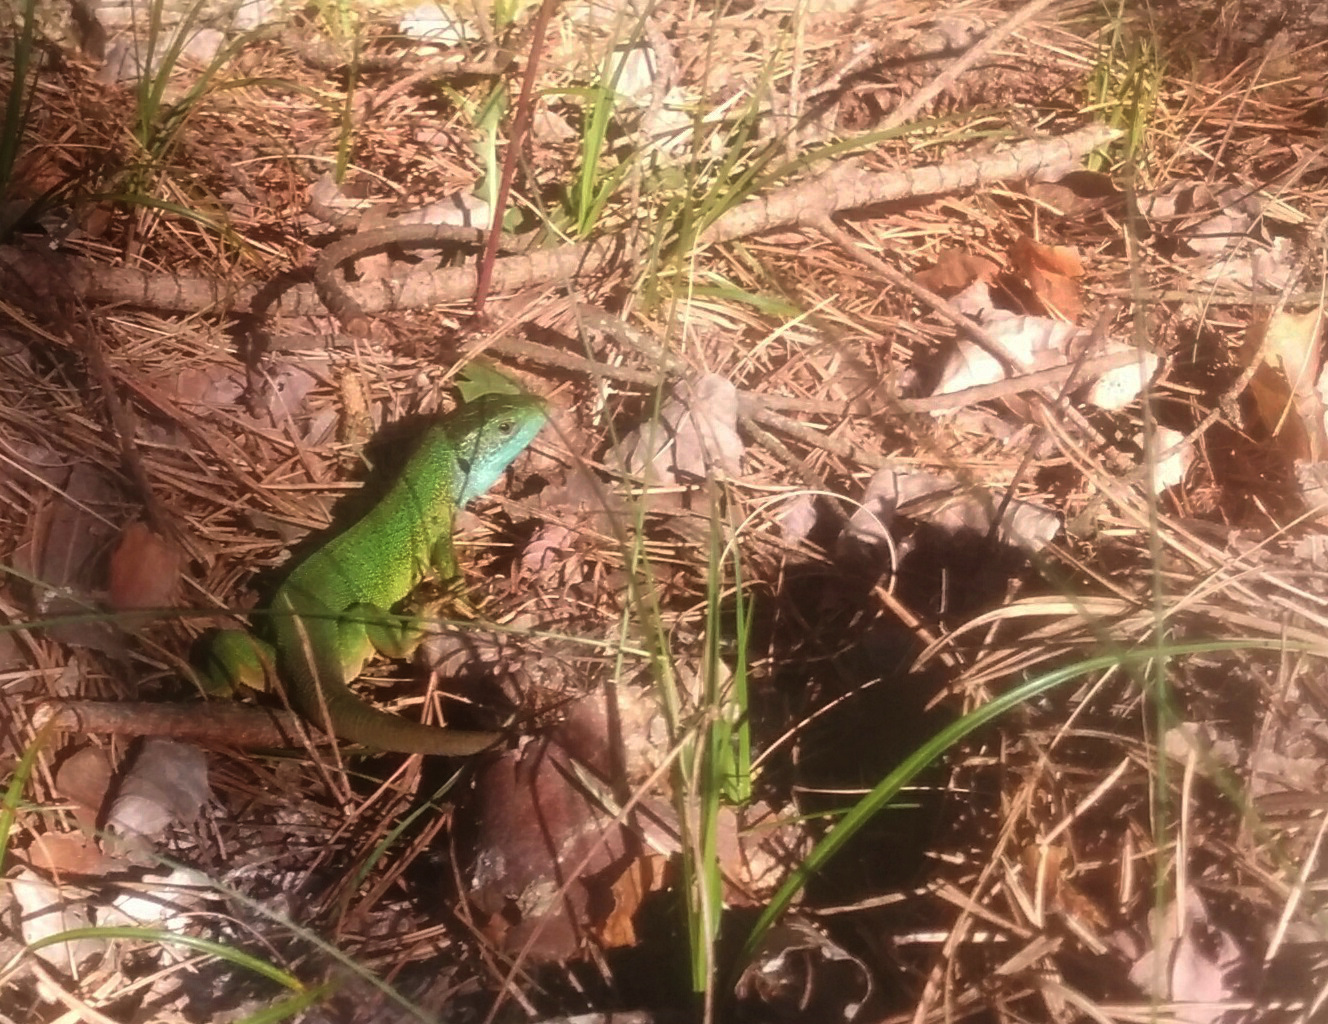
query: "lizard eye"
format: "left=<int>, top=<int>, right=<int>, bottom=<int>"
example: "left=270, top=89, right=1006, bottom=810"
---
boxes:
left=497, top=418, right=516, bottom=435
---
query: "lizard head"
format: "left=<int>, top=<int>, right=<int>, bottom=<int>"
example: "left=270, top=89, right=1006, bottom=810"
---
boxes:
left=450, top=393, right=548, bottom=504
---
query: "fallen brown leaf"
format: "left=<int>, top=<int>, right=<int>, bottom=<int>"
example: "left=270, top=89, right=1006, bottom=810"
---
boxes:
left=53, top=744, right=113, bottom=831
left=1010, top=234, right=1084, bottom=320
left=914, top=248, right=999, bottom=293
left=594, top=855, right=663, bottom=949
left=26, top=832, right=114, bottom=878
left=108, top=522, right=182, bottom=611
left=1241, top=307, right=1327, bottom=460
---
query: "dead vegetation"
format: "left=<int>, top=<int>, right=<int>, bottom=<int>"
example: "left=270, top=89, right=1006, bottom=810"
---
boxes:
left=2, top=0, right=1328, bottom=1021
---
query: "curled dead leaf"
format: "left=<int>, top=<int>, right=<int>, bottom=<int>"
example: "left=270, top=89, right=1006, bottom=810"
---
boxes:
left=53, top=745, right=113, bottom=831
left=914, top=248, right=999, bottom=293
left=593, top=854, right=666, bottom=949
left=1010, top=235, right=1084, bottom=321
left=1242, top=307, right=1327, bottom=460
left=108, top=523, right=182, bottom=611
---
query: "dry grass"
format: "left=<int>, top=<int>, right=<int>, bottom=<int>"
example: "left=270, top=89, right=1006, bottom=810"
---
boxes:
left=2, top=0, right=1327, bottom=1021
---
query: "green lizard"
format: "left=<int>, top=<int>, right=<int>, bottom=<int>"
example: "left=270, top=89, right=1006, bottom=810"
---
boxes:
left=204, top=392, right=547, bottom=755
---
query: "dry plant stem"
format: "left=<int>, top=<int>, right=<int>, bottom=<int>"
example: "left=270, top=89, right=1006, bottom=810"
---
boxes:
left=0, top=126, right=1114, bottom=329
left=802, top=33, right=882, bottom=107
left=1204, top=41, right=1279, bottom=188
left=351, top=812, right=450, bottom=930
left=80, top=323, right=177, bottom=543
left=24, top=961, right=121, bottom=1024
left=882, top=0, right=1062, bottom=133
left=0, top=298, right=301, bottom=525
left=814, top=215, right=1021, bottom=375
left=1265, top=787, right=1328, bottom=963
left=900, top=350, right=1142, bottom=412
left=500, top=311, right=1142, bottom=455
left=1100, top=285, right=1322, bottom=306
left=744, top=403, right=888, bottom=469
left=911, top=778, right=1039, bottom=1024
left=305, top=187, right=372, bottom=231
left=34, top=699, right=311, bottom=747
left=0, top=237, right=604, bottom=319
left=1039, top=409, right=1328, bottom=633
left=737, top=412, right=827, bottom=495
left=700, top=124, right=1119, bottom=246
left=355, top=13, right=544, bottom=116
left=473, top=0, right=561, bottom=314
left=313, top=223, right=533, bottom=334
left=872, top=583, right=957, bottom=669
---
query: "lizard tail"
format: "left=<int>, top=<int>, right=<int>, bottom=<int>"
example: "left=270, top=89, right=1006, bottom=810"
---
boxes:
left=313, top=682, right=504, bottom=756
left=275, top=594, right=503, bottom=757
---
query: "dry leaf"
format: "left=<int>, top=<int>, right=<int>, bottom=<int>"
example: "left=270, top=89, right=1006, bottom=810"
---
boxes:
left=934, top=287, right=1082, bottom=394
left=1086, top=346, right=1160, bottom=410
left=1026, top=171, right=1117, bottom=215
left=53, top=744, right=113, bottom=830
left=737, top=916, right=873, bottom=1023
left=1260, top=308, right=1323, bottom=389
left=1243, top=307, right=1327, bottom=460
left=914, top=248, right=999, bottom=293
left=11, top=868, right=104, bottom=973
left=168, top=365, right=245, bottom=405
left=470, top=732, right=628, bottom=960
left=14, top=462, right=123, bottom=651
left=1012, top=235, right=1084, bottom=277
left=623, top=372, right=744, bottom=487
left=1137, top=427, right=1194, bottom=493
left=1146, top=182, right=1296, bottom=292
left=594, top=855, right=662, bottom=948
left=26, top=832, right=114, bottom=877
left=104, top=865, right=218, bottom=933
left=521, top=522, right=576, bottom=574
left=1010, top=235, right=1084, bottom=321
left=1024, top=181, right=1080, bottom=215
left=675, top=374, right=743, bottom=478
left=1021, top=842, right=1107, bottom=930
left=1128, top=888, right=1242, bottom=1024
left=937, top=283, right=1155, bottom=410
left=105, top=739, right=210, bottom=842
left=844, top=463, right=1060, bottom=556
left=780, top=493, right=820, bottom=545
left=108, top=522, right=182, bottom=611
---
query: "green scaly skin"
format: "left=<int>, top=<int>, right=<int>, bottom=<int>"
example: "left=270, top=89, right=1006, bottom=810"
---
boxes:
left=207, top=394, right=546, bottom=755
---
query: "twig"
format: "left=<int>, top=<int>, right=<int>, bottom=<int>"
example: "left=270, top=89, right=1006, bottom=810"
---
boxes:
left=474, top=0, right=562, bottom=314
left=813, top=215, right=1021, bottom=375
left=80, top=323, right=179, bottom=544
left=700, top=124, right=1119, bottom=246
left=883, top=0, right=1063, bottom=132
left=313, top=222, right=532, bottom=335
left=34, top=699, right=312, bottom=748
left=1, top=126, right=1116, bottom=331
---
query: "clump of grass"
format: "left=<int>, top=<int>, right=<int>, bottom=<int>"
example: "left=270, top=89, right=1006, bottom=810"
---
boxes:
left=0, top=0, right=40, bottom=234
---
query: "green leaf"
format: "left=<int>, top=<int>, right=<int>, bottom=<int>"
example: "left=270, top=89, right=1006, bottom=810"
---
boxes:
left=455, top=362, right=526, bottom=401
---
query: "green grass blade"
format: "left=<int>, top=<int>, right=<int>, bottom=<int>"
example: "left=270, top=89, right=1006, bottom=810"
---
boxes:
left=0, top=0, right=39, bottom=198
left=0, top=720, right=56, bottom=873
left=232, top=982, right=337, bottom=1024
left=740, top=636, right=1328, bottom=963
left=27, top=926, right=307, bottom=989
